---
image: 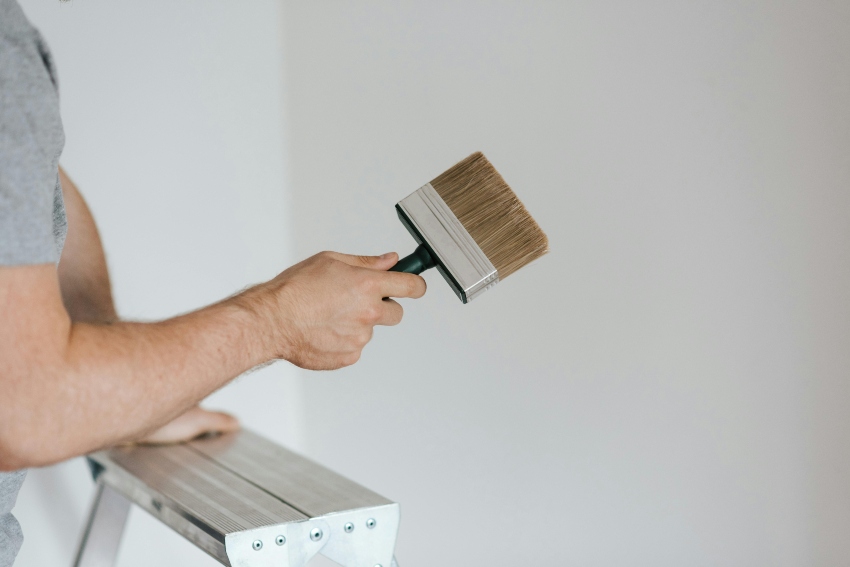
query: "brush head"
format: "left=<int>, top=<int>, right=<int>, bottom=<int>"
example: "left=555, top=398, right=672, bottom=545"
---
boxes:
left=394, top=152, right=549, bottom=302
left=429, top=152, right=549, bottom=279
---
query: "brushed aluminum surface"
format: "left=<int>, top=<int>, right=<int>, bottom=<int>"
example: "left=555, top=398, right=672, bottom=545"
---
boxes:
left=105, top=443, right=307, bottom=531
left=85, top=429, right=400, bottom=567
left=189, top=429, right=392, bottom=517
left=397, top=183, right=498, bottom=302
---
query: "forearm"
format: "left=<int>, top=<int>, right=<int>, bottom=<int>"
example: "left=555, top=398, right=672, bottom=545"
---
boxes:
left=1, top=250, right=425, bottom=470
left=1, top=287, right=271, bottom=470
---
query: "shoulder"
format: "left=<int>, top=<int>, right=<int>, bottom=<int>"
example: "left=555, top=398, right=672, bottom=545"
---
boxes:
left=0, top=0, right=40, bottom=47
left=0, top=0, right=65, bottom=266
left=0, top=0, right=59, bottom=91
left=0, top=0, right=63, bottom=156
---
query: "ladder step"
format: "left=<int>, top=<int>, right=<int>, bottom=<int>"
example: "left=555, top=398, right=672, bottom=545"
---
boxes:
left=86, top=429, right=399, bottom=567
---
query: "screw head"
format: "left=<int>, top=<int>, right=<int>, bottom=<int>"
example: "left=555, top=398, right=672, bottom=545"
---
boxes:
left=252, top=540, right=263, bottom=551
left=310, top=528, right=323, bottom=541
left=366, top=518, right=377, bottom=529
left=344, top=522, right=354, bottom=533
left=275, top=535, right=286, bottom=546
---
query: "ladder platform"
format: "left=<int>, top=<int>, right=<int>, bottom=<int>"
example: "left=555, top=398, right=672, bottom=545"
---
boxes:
left=77, top=430, right=400, bottom=567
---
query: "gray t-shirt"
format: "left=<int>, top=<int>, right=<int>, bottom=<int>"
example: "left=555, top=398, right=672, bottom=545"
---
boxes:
left=1, top=0, right=68, bottom=564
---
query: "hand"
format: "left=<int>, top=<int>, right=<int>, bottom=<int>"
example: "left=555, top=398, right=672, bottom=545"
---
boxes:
left=244, top=251, right=427, bottom=370
left=137, top=406, right=240, bottom=445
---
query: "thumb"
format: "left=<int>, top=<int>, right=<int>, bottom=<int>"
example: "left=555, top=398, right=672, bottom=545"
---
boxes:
left=329, top=251, right=399, bottom=270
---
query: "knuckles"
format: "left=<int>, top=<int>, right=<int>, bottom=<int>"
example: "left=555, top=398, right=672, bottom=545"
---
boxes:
left=358, top=329, right=374, bottom=346
left=341, top=351, right=361, bottom=367
left=357, top=275, right=379, bottom=296
left=278, top=250, right=427, bottom=372
left=360, top=305, right=382, bottom=325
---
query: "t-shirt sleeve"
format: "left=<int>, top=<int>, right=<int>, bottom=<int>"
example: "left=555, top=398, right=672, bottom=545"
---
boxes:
left=0, top=28, right=66, bottom=266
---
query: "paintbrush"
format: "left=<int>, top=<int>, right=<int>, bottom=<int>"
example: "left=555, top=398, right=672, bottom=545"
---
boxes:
left=390, top=152, right=549, bottom=302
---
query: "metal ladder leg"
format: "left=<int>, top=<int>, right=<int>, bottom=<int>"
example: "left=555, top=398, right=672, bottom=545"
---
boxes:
left=72, top=483, right=131, bottom=567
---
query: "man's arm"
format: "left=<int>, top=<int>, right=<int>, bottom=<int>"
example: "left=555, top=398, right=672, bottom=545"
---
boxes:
left=57, top=169, right=238, bottom=444
left=56, top=168, right=117, bottom=324
left=0, top=183, right=426, bottom=471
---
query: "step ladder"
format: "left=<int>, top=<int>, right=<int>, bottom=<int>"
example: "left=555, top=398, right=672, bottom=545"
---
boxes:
left=72, top=429, right=401, bottom=567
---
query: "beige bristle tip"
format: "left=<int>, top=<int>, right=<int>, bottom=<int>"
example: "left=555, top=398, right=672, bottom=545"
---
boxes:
left=430, top=152, right=549, bottom=279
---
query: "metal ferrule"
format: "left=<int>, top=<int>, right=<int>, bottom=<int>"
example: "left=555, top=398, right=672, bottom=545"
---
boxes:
left=397, top=183, right=498, bottom=302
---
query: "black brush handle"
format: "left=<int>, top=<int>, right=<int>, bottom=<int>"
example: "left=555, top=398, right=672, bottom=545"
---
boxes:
left=389, top=243, right=436, bottom=274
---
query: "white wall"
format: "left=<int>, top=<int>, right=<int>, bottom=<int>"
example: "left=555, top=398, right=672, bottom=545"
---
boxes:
left=13, top=1, right=300, bottom=566
left=10, top=1, right=850, bottom=566
left=280, top=2, right=850, bottom=566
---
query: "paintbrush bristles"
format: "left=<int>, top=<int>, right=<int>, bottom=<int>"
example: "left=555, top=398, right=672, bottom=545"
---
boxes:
left=430, top=152, right=549, bottom=279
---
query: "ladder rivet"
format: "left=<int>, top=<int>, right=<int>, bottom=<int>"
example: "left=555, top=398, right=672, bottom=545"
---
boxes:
left=366, top=518, right=377, bottom=529
left=344, top=522, right=354, bottom=533
left=310, top=528, right=323, bottom=541
left=275, top=535, right=286, bottom=546
left=252, top=540, right=263, bottom=551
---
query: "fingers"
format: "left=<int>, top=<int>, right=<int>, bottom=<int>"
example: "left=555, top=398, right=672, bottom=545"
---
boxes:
left=377, top=298, right=404, bottom=326
left=137, top=407, right=240, bottom=445
left=375, top=271, right=427, bottom=299
left=273, top=250, right=428, bottom=372
left=324, top=251, right=398, bottom=271
left=193, top=408, right=240, bottom=435
left=321, top=250, right=426, bottom=298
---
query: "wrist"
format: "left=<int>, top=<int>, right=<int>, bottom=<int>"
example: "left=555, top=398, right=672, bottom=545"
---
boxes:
left=229, top=282, right=293, bottom=364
